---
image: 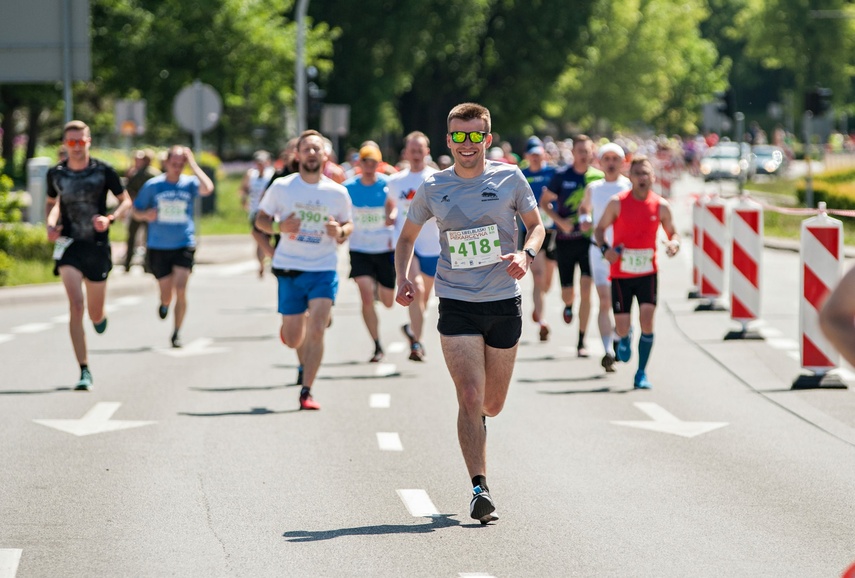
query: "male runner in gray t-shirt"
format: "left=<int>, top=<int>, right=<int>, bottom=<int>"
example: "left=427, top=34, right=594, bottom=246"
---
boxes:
left=395, top=102, right=545, bottom=524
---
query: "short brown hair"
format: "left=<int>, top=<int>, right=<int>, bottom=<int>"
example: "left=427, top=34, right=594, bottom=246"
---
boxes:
left=572, top=134, right=592, bottom=148
left=166, top=145, right=187, bottom=161
left=297, top=129, right=325, bottom=151
left=630, top=155, right=653, bottom=171
left=63, top=120, right=89, bottom=136
left=447, top=103, right=491, bottom=134
left=404, top=131, right=430, bottom=147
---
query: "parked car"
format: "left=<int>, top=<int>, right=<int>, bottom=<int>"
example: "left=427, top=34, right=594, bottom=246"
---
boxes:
left=751, top=145, right=786, bottom=177
left=700, top=142, right=752, bottom=182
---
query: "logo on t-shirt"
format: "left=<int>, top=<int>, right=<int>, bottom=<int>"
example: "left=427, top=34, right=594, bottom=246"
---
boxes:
left=481, top=190, right=499, bottom=201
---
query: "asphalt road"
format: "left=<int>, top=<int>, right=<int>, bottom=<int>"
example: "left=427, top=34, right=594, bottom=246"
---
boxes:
left=1, top=173, right=854, bottom=577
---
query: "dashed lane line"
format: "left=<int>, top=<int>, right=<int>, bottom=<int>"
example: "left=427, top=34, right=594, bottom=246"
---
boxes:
left=374, top=363, right=397, bottom=377
left=370, top=393, right=391, bottom=408
left=0, top=549, right=22, bottom=578
left=376, top=432, right=403, bottom=451
left=396, top=489, right=439, bottom=517
left=10, top=322, right=53, bottom=334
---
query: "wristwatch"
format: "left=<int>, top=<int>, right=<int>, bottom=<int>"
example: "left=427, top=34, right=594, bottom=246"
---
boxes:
left=523, top=247, right=537, bottom=261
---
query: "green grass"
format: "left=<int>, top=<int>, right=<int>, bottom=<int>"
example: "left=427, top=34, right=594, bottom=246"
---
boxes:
left=746, top=177, right=855, bottom=245
left=6, top=259, right=56, bottom=286
left=3, top=174, right=248, bottom=287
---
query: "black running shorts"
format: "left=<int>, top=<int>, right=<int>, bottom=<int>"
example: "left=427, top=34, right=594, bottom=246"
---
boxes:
left=555, top=237, right=591, bottom=287
left=611, top=273, right=658, bottom=314
left=54, top=240, right=112, bottom=281
left=349, top=250, right=395, bottom=289
left=146, top=247, right=196, bottom=279
left=437, top=296, right=522, bottom=349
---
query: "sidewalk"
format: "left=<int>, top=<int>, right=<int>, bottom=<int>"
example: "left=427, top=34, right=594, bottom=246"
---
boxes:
left=0, top=234, right=257, bottom=306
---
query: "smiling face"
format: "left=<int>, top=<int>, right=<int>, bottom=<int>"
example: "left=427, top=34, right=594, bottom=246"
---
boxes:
left=297, top=135, right=325, bottom=175
left=447, top=118, right=492, bottom=178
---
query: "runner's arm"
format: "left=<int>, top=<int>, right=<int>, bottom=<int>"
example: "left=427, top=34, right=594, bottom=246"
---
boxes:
left=820, top=266, right=855, bottom=367
left=659, top=200, right=681, bottom=256
left=394, top=219, right=423, bottom=306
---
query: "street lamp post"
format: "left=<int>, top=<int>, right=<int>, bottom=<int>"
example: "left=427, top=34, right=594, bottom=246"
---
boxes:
left=295, top=0, right=310, bottom=134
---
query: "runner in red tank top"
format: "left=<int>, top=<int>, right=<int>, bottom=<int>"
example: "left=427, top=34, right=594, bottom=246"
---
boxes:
left=593, top=156, right=680, bottom=389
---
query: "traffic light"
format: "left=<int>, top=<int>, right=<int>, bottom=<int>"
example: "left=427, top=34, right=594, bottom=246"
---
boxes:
left=805, top=87, right=832, bottom=115
left=715, top=89, right=735, bottom=118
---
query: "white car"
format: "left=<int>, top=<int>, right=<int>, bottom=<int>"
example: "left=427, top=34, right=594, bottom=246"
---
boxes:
left=700, top=142, right=752, bottom=182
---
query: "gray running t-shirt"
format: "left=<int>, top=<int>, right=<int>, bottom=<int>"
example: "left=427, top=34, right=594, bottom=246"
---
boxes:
left=407, top=161, right=537, bottom=301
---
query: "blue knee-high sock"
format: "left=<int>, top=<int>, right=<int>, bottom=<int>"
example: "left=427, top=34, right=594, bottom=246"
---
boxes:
left=637, top=333, right=654, bottom=373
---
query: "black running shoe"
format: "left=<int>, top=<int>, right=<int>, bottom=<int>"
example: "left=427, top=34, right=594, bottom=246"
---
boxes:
left=93, top=318, right=107, bottom=334
left=562, top=306, right=573, bottom=324
left=470, top=485, right=498, bottom=525
left=401, top=324, right=417, bottom=347
left=158, top=304, right=169, bottom=320
left=171, top=330, right=182, bottom=348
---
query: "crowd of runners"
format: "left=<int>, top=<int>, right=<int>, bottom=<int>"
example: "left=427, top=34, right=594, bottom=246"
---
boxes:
left=44, top=108, right=763, bottom=526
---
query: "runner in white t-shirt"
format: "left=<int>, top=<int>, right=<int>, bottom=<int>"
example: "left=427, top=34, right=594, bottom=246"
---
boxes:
left=580, top=142, right=630, bottom=373
left=239, top=150, right=276, bottom=278
left=255, top=130, right=353, bottom=411
left=386, top=131, right=439, bottom=361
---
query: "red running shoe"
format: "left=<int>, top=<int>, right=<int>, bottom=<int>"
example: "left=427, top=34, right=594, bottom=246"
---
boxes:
left=299, top=390, right=320, bottom=410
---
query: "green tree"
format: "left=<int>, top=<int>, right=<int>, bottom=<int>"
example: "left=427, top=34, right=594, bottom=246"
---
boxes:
left=737, top=0, right=854, bottom=112
left=313, top=0, right=597, bottom=151
left=551, top=0, right=728, bottom=135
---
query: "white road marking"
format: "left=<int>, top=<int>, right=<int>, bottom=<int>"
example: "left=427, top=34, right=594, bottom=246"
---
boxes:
left=786, top=351, right=801, bottom=361
left=198, top=261, right=258, bottom=277
left=11, top=322, right=52, bottom=334
left=112, top=296, right=142, bottom=307
left=758, top=326, right=782, bottom=338
left=370, top=393, right=391, bottom=408
left=375, top=363, right=397, bottom=377
left=612, top=402, right=728, bottom=438
left=33, top=402, right=156, bottom=437
left=766, top=337, right=799, bottom=351
left=155, top=338, right=228, bottom=358
left=387, top=342, right=406, bottom=354
left=459, top=574, right=496, bottom=578
left=0, top=334, right=14, bottom=345
left=376, top=432, right=403, bottom=451
left=396, top=489, right=440, bottom=517
left=51, top=314, right=70, bottom=323
left=0, top=549, right=22, bottom=578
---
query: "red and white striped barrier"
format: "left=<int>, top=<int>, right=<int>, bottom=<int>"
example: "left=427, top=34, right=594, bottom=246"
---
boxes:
left=700, top=195, right=727, bottom=301
left=799, top=203, right=843, bottom=374
left=691, top=194, right=706, bottom=295
left=730, top=198, right=763, bottom=327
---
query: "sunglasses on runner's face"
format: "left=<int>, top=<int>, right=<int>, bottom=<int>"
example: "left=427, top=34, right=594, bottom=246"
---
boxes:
left=64, top=138, right=89, bottom=147
left=449, top=131, right=487, bottom=144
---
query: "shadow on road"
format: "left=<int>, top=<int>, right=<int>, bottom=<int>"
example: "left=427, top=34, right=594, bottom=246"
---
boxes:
left=178, top=406, right=300, bottom=417
left=90, top=346, right=153, bottom=355
left=518, top=374, right=606, bottom=384
left=0, top=386, right=73, bottom=395
left=283, top=515, right=460, bottom=542
left=190, top=384, right=288, bottom=392
left=538, top=387, right=630, bottom=395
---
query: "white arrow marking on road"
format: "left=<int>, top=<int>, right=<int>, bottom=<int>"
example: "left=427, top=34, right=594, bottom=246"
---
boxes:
left=377, top=432, right=403, bottom=451
left=397, top=489, right=440, bottom=517
left=370, top=393, right=391, bottom=408
left=375, top=363, right=397, bottom=377
left=387, top=342, right=406, bottom=354
left=0, top=549, right=22, bottom=578
left=11, top=322, right=53, bottom=334
left=155, top=338, right=228, bottom=358
left=612, top=402, right=728, bottom=438
left=33, top=402, right=156, bottom=437
left=0, top=334, right=14, bottom=345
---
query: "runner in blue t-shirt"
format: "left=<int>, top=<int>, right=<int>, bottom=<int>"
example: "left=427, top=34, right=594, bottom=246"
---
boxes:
left=344, top=144, right=396, bottom=362
left=520, top=141, right=557, bottom=341
left=133, top=146, right=214, bottom=348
